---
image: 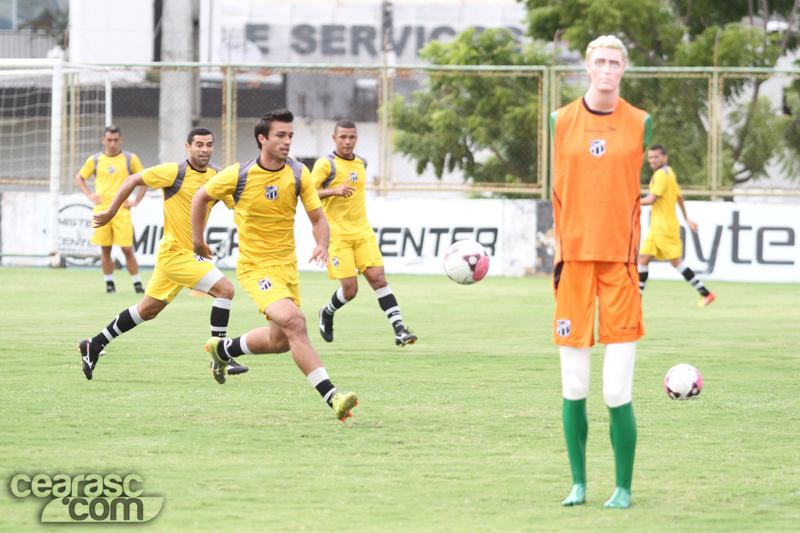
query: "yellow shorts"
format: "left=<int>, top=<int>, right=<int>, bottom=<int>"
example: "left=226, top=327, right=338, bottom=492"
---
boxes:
left=640, top=231, right=682, bottom=261
left=91, top=207, right=133, bottom=247
left=238, top=261, right=300, bottom=318
left=145, top=247, right=223, bottom=303
left=327, top=234, right=384, bottom=279
left=553, top=261, right=644, bottom=347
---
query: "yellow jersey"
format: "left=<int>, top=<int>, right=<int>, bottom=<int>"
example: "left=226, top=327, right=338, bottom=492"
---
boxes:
left=140, top=160, right=228, bottom=252
left=79, top=150, right=143, bottom=211
left=204, top=156, right=322, bottom=267
left=648, top=165, right=681, bottom=236
left=311, top=151, right=373, bottom=239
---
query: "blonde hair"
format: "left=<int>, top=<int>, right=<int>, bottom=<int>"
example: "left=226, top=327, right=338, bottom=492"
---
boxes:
left=585, top=35, right=628, bottom=64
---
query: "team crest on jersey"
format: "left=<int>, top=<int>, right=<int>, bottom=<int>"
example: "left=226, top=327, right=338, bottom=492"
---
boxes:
left=589, top=139, right=606, bottom=157
left=332, top=257, right=339, bottom=268
left=108, top=166, right=116, bottom=174
left=556, top=319, right=572, bottom=338
left=265, top=185, right=278, bottom=200
left=258, top=278, right=272, bottom=291
left=349, top=172, right=358, bottom=182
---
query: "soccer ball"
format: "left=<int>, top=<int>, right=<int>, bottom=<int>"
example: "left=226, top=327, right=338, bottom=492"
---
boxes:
left=664, top=364, right=703, bottom=400
left=443, top=239, right=490, bottom=285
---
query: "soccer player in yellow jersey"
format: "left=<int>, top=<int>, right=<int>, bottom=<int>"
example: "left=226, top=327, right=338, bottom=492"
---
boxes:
left=638, top=144, right=715, bottom=306
left=76, top=125, right=146, bottom=294
left=191, top=109, right=358, bottom=422
left=312, top=120, right=417, bottom=347
left=551, top=35, right=648, bottom=509
left=77, top=127, right=247, bottom=380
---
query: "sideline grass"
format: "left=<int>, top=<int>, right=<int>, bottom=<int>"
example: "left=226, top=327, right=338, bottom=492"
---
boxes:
left=1, top=267, right=799, bottom=532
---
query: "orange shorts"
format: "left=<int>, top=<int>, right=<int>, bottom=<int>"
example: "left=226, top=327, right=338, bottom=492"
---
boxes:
left=552, top=261, right=644, bottom=347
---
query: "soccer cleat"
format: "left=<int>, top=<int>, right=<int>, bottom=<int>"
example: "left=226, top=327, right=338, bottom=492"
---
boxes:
left=698, top=292, right=715, bottom=307
left=395, top=328, right=417, bottom=347
left=562, top=483, right=586, bottom=506
left=205, top=337, right=228, bottom=384
left=106, top=282, right=116, bottom=294
left=226, top=358, right=249, bottom=375
left=134, top=282, right=145, bottom=294
left=79, top=339, right=102, bottom=380
left=603, top=487, right=631, bottom=508
left=331, top=391, right=358, bottom=422
left=318, top=308, right=334, bottom=343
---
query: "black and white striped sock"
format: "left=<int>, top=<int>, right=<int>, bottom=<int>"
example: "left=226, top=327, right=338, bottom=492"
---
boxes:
left=91, top=305, right=144, bottom=350
left=324, top=288, right=349, bottom=316
left=307, top=367, right=337, bottom=407
left=210, top=298, right=232, bottom=338
left=638, top=265, right=649, bottom=295
left=675, top=261, right=710, bottom=296
left=375, top=285, right=404, bottom=333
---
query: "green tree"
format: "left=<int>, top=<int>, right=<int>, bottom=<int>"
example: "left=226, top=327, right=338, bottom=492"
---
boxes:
left=526, top=0, right=800, bottom=186
left=393, top=0, right=800, bottom=191
left=392, top=29, right=559, bottom=192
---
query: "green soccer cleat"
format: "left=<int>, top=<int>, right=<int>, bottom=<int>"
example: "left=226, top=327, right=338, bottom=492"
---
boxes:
left=603, top=487, right=631, bottom=508
left=561, top=483, right=586, bottom=506
left=331, top=391, right=358, bottom=422
left=205, top=337, right=228, bottom=384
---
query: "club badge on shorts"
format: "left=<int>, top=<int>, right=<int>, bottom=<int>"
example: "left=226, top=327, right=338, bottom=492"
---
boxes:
left=258, top=278, right=272, bottom=291
left=556, top=319, right=572, bottom=337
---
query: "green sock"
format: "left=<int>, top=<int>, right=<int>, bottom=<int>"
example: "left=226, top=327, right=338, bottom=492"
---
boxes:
left=608, top=402, right=637, bottom=490
left=563, top=398, right=588, bottom=485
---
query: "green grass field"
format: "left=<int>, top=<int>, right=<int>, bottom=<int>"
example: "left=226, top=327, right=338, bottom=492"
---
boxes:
left=1, top=267, right=799, bottom=532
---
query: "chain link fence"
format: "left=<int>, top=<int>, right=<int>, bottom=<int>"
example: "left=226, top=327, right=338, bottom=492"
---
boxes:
left=2, top=60, right=800, bottom=199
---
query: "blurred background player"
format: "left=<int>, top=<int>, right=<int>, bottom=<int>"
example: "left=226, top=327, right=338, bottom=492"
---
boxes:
left=76, top=124, right=146, bottom=294
left=638, top=144, right=715, bottom=306
left=78, top=127, right=247, bottom=380
left=550, top=35, right=648, bottom=509
left=192, top=109, right=358, bottom=422
left=312, top=119, right=417, bottom=347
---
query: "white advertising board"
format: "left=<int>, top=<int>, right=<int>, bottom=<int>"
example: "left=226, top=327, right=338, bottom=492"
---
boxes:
left=640, top=201, right=800, bottom=282
left=0, top=193, right=537, bottom=277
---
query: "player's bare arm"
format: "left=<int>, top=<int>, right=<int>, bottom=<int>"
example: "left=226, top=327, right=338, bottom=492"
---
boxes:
left=125, top=180, right=149, bottom=209
left=641, top=192, right=658, bottom=206
left=75, top=171, right=101, bottom=205
left=317, top=184, right=355, bottom=199
left=677, top=196, right=698, bottom=232
left=93, top=173, right=146, bottom=228
left=306, top=207, right=330, bottom=267
left=191, top=185, right=215, bottom=259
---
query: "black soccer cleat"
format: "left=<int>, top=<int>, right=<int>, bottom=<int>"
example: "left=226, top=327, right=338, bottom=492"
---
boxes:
left=226, top=358, right=249, bottom=375
left=106, top=282, right=116, bottom=294
left=134, top=282, right=145, bottom=294
left=318, top=308, right=334, bottom=342
left=395, top=328, right=417, bottom=347
left=79, top=339, right=102, bottom=380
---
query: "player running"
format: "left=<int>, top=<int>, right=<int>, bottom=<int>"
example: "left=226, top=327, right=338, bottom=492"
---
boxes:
left=638, top=144, right=715, bottom=306
left=312, top=119, right=416, bottom=347
left=191, top=109, right=358, bottom=422
left=78, top=127, right=248, bottom=379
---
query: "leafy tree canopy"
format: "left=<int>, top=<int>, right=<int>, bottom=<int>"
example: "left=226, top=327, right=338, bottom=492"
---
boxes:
left=393, top=0, right=800, bottom=191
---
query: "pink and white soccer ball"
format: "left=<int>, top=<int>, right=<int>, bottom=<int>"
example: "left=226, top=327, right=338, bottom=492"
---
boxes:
left=664, top=363, right=703, bottom=400
left=443, top=239, right=490, bottom=285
